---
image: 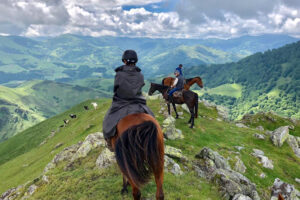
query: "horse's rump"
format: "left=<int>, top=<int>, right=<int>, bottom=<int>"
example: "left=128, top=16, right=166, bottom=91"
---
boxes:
left=115, top=120, right=164, bottom=187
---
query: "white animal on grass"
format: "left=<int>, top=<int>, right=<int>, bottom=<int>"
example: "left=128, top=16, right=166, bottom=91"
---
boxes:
left=91, top=102, right=98, bottom=110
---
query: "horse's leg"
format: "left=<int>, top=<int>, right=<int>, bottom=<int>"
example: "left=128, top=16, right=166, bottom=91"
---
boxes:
left=154, top=171, right=164, bottom=200
left=167, top=103, right=171, bottom=115
left=121, top=176, right=129, bottom=195
left=172, top=102, right=179, bottom=119
left=188, top=105, right=195, bottom=128
left=132, top=186, right=141, bottom=200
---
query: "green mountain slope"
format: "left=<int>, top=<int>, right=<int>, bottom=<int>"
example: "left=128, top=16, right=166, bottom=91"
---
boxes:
left=0, top=34, right=297, bottom=85
left=0, top=80, right=109, bottom=141
left=0, top=98, right=299, bottom=199
left=187, top=41, right=300, bottom=119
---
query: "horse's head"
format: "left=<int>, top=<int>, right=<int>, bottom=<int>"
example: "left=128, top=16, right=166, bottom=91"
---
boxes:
left=148, top=83, right=157, bottom=96
left=196, top=77, right=204, bottom=88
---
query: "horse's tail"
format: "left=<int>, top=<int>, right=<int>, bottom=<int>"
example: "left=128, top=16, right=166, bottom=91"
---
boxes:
left=195, top=92, right=198, bottom=118
left=115, top=121, right=163, bottom=188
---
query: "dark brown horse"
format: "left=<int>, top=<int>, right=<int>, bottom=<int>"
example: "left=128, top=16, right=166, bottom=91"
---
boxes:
left=148, top=83, right=198, bottom=128
left=111, top=113, right=165, bottom=200
left=162, top=76, right=203, bottom=90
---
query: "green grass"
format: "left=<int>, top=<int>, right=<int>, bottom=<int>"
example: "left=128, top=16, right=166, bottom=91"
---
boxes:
left=0, top=98, right=299, bottom=199
left=195, top=83, right=243, bottom=98
left=0, top=80, right=108, bottom=141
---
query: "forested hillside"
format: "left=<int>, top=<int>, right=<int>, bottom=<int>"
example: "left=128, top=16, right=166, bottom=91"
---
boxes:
left=187, top=41, right=300, bottom=119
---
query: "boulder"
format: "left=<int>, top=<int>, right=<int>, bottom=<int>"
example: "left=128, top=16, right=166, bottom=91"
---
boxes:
left=232, top=194, right=252, bottom=200
left=95, top=148, right=115, bottom=169
left=236, top=123, right=248, bottom=128
left=71, top=132, right=105, bottom=161
left=170, top=163, right=183, bottom=176
left=270, top=178, right=299, bottom=200
left=287, top=135, right=300, bottom=158
left=254, top=133, right=265, bottom=140
left=295, top=178, right=300, bottom=184
left=256, top=126, right=264, bottom=131
left=42, top=175, right=49, bottom=183
left=194, top=147, right=260, bottom=200
left=44, top=142, right=82, bottom=173
left=162, top=116, right=184, bottom=140
left=0, top=186, right=23, bottom=200
left=27, top=184, right=37, bottom=196
left=234, top=156, right=246, bottom=174
left=270, top=126, right=289, bottom=147
left=164, top=145, right=186, bottom=161
left=234, top=146, right=245, bottom=151
left=252, top=149, right=273, bottom=169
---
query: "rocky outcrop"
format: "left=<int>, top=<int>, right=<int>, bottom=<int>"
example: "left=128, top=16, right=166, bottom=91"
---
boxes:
left=233, top=194, right=253, bottom=200
left=44, top=132, right=105, bottom=173
left=0, top=185, right=23, bottom=200
left=95, top=148, right=115, bottom=169
left=164, top=145, right=186, bottom=161
left=256, top=126, right=264, bottom=131
left=234, top=156, right=247, bottom=174
left=270, top=126, right=289, bottom=147
left=193, top=147, right=260, bottom=200
left=162, top=116, right=184, bottom=140
left=270, top=178, right=300, bottom=200
left=251, top=149, right=274, bottom=169
left=164, top=154, right=184, bottom=175
left=287, top=135, right=300, bottom=158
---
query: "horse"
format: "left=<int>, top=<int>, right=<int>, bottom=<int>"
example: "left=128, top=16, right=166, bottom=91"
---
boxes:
left=162, top=76, right=203, bottom=90
left=111, top=113, right=165, bottom=200
left=148, top=83, right=198, bottom=128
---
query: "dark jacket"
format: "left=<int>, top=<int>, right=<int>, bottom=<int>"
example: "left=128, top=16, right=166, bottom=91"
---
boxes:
left=102, top=65, right=154, bottom=139
left=176, top=74, right=184, bottom=90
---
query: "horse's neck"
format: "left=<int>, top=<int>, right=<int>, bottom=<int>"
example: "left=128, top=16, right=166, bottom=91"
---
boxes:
left=187, top=78, right=196, bottom=86
left=157, top=86, right=168, bottom=94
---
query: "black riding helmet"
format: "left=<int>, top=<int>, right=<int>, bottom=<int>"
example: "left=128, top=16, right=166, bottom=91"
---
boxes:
left=122, top=50, right=138, bottom=64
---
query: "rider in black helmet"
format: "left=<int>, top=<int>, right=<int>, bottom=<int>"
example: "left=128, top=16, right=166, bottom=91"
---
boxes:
left=102, top=50, right=154, bottom=151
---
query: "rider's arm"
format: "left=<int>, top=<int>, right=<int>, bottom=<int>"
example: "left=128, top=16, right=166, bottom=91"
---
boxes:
left=113, top=72, right=121, bottom=93
left=172, top=78, right=178, bottom=87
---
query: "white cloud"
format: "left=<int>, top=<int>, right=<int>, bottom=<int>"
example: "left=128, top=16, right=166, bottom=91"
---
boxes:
left=0, top=0, right=300, bottom=38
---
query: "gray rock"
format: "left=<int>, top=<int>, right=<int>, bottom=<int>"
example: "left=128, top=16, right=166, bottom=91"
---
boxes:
left=288, top=125, right=295, bottom=130
left=170, top=163, right=183, bottom=176
left=236, top=123, right=248, bottom=128
left=270, top=126, right=289, bottom=147
left=216, top=105, right=229, bottom=120
left=254, top=133, right=265, bottom=140
left=256, top=126, right=264, bottom=131
left=181, top=104, right=190, bottom=113
left=252, top=149, right=273, bottom=169
left=234, top=146, right=245, bottom=151
left=44, top=142, right=82, bottom=173
left=27, top=184, right=37, bottom=196
left=42, top=175, right=49, bottom=183
left=194, top=147, right=260, bottom=200
left=71, top=132, right=105, bottom=161
left=232, top=194, right=252, bottom=200
left=95, top=148, right=115, bottom=169
left=234, top=156, right=246, bottom=174
left=295, top=178, right=300, bottom=184
left=287, top=135, right=300, bottom=158
left=265, top=130, right=273, bottom=135
left=164, top=145, right=186, bottom=161
left=164, top=155, right=175, bottom=170
left=271, top=178, right=299, bottom=200
left=259, top=173, right=266, bottom=179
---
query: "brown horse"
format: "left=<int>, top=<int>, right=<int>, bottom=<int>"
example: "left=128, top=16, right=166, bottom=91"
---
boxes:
left=148, top=83, right=198, bottom=128
left=111, top=113, right=165, bottom=200
left=162, top=76, right=204, bottom=90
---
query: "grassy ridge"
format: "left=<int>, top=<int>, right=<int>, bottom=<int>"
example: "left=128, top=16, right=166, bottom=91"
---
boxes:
left=0, top=80, right=109, bottom=141
left=0, top=98, right=299, bottom=199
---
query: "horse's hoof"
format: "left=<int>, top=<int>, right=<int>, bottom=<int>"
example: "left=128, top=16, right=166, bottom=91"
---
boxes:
left=176, top=116, right=179, bottom=119
left=189, top=126, right=194, bottom=129
left=121, top=188, right=128, bottom=195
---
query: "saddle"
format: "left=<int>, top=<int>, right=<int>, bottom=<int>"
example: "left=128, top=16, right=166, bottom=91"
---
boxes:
left=173, top=90, right=183, bottom=98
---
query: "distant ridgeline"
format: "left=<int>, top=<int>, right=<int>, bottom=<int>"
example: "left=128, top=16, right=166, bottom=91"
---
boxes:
left=0, top=34, right=297, bottom=85
left=187, top=41, right=300, bottom=120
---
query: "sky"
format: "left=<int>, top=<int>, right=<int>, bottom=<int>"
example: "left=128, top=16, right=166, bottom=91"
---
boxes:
left=0, top=0, right=299, bottom=39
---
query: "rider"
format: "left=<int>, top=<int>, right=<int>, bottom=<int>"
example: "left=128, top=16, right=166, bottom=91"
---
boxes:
left=168, top=70, right=184, bottom=102
left=102, top=50, right=154, bottom=151
left=176, top=64, right=183, bottom=76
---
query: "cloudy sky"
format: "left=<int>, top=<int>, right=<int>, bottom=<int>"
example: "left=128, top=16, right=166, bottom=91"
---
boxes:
left=0, top=0, right=299, bottom=38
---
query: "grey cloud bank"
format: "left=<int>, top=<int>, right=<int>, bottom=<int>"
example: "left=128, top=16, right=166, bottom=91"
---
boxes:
left=0, top=0, right=299, bottom=38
